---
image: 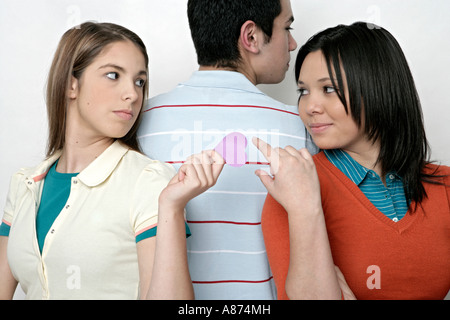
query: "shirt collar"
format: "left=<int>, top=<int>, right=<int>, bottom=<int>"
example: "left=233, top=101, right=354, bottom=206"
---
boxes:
left=29, top=140, right=129, bottom=187
left=183, top=70, right=265, bottom=95
left=77, top=140, right=129, bottom=187
left=324, top=149, right=402, bottom=185
left=324, top=149, right=374, bottom=186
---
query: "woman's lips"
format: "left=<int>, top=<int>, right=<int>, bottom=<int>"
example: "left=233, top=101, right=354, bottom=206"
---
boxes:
left=309, top=123, right=332, bottom=134
left=114, top=110, right=133, bottom=121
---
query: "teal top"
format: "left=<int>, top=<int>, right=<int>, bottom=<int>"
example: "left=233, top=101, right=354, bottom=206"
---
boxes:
left=35, top=161, right=78, bottom=253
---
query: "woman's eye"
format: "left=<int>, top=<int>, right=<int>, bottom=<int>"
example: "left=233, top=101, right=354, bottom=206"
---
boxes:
left=135, top=79, right=146, bottom=88
left=297, top=88, right=309, bottom=97
left=106, top=72, right=119, bottom=80
left=324, top=86, right=336, bottom=94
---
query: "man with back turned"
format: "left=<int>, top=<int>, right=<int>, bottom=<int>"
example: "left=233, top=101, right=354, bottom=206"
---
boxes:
left=138, top=0, right=310, bottom=299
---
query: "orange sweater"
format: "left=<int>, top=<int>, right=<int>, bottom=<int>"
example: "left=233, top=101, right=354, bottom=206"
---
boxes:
left=262, top=152, right=450, bottom=300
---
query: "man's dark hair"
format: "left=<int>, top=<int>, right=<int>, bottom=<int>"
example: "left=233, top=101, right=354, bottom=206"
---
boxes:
left=187, top=0, right=281, bottom=69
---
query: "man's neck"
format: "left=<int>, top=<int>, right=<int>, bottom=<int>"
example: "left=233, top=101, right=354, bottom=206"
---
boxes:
left=198, top=65, right=257, bottom=85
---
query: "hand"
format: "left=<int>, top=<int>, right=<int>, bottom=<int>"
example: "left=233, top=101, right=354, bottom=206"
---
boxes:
left=252, top=137, right=322, bottom=215
left=159, top=150, right=224, bottom=211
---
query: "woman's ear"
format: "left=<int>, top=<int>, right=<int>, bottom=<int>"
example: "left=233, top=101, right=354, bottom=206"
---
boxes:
left=67, top=76, right=79, bottom=99
left=239, top=20, right=262, bottom=55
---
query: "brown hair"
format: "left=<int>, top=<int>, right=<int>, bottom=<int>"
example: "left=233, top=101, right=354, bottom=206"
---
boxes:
left=45, top=21, right=149, bottom=157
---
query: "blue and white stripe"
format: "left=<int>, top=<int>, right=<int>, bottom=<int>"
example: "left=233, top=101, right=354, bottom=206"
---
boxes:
left=138, top=71, right=311, bottom=299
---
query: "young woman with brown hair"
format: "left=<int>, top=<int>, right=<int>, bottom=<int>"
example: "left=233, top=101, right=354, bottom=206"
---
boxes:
left=0, top=22, right=223, bottom=299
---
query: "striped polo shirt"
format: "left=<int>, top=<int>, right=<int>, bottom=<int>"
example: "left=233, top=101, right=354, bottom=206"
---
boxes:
left=137, top=70, right=311, bottom=299
left=324, top=149, right=409, bottom=221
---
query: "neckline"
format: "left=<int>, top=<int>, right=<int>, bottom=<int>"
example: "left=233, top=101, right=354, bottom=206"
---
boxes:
left=49, top=160, right=79, bottom=179
left=316, top=152, right=419, bottom=233
left=185, top=70, right=264, bottom=95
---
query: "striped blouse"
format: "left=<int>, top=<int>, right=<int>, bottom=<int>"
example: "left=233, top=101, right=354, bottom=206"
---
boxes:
left=324, top=149, right=409, bottom=221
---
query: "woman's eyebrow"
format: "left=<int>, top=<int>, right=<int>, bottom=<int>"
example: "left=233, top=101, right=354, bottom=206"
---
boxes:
left=298, top=77, right=337, bottom=85
left=98, top=63, right=147, bottom=77
left=98, top=63, right=124, bottom=71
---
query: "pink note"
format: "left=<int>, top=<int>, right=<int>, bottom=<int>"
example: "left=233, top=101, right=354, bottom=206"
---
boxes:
left=214, top=132, right=248, bottom=167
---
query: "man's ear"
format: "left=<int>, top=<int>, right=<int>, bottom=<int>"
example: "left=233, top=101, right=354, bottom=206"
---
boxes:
left=67, top=76, right=79, bottom=99
left=239, top=20, right=262, bottom=54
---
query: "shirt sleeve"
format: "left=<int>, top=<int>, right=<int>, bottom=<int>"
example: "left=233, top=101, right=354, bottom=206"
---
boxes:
left=135, top=222, right=191, bottom=243
left=131, top=161, right=177, bottom=240
left=1, top=170, right=26, bottom=237
left=0, top=222, right=10, bottom=237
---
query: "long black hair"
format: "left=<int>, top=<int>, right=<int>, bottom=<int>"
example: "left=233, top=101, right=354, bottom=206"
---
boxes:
left=295, top=21, right=443, bottom=210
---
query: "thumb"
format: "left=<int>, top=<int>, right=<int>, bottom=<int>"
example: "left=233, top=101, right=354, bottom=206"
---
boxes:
left=209, top=149, right=225, bottom=178
left=255, top=169, right=274, bottom=192
left=176, top=165, right=187, bottom=183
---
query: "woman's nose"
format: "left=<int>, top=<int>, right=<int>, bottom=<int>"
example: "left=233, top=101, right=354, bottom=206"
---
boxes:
left=301, top=95, right=324, bottom=115
left=122, top=81, right=139, bottom=102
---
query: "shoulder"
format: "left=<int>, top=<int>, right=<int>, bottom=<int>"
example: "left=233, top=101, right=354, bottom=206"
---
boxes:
left=423, top=163, right=450, bottom=186
left=117, top=150, right=176, bottom=209
left=96, top=143, right=176, bottom=188
left=420, top=163, right=450, bottom=212
left=10, top=167, right=29, bottom=183
left=121, top=150, right=177, bottom=190
left=126, top=153, right=176, bottom=213
left=312, top=151, right=358, bottom=198
left=6, top=168, right=29, bottom=199
left=146, top=91, right=179, bottom=109
left=312, top=151, right=327, bottom=164
left=122, top=149, right=176, bottom=179
left=144, top=73, right=199, bottom=109
left=3, top=157, right=55, bottom=218
left=9, top=153, right=59, bottom=185
left=424, top=163, right=450, bottom=175
left=312, top=151, right=335, bottom=178
left=423, top=163, right=450, bottom=193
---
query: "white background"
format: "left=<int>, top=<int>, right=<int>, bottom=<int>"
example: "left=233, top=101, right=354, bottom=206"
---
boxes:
left=0, top=0, right=449, bottom=300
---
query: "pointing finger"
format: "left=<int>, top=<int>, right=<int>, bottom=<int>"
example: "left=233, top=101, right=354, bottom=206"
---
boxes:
left=252, top=137, right=276, bottom=162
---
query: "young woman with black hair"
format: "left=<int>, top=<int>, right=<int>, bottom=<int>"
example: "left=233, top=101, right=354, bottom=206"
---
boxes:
left=254, top=22, right=450, bottom=299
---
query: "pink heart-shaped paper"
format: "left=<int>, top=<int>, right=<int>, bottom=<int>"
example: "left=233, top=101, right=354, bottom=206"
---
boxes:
left=214, top=132, right=248, bottom=167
